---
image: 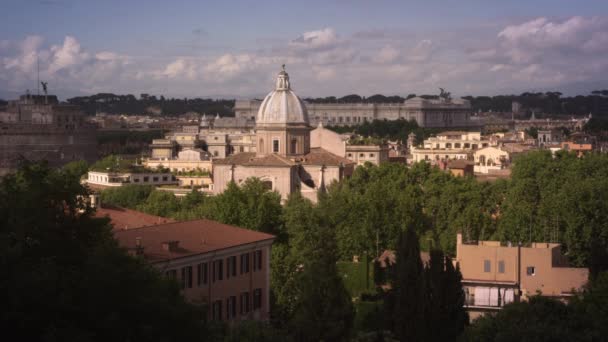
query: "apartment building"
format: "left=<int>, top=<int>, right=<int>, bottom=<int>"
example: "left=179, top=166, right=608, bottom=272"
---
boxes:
left=455, top=233, right=588, bottom=320
left=114, top=219, right=275, bottom=322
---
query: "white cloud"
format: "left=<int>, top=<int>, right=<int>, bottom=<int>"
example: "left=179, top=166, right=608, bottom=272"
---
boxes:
left=290, top=28, right=339, bottom=50
left=48, top=36, right=89, bottom=73
left=162, top=58, right=198, bottom=79
left=3, top=35, right=44, bottom=73
left=407, top=40, right=434, bottom=62
left=2, top=18, right=608, bottom=99
left=373, top=45, right=400, bottom=64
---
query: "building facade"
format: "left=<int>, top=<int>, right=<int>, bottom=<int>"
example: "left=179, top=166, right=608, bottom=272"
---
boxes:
left=213, top=67, right=355, bottom=203
left=234, top=96, right=472, bottom=128
left=455, top=233, right=588, bottom=320
left=114, top=219, right=275, bottom=322
left=87, top=171, right=178, bottom=187
left=0, top=94, right=97, bottom=175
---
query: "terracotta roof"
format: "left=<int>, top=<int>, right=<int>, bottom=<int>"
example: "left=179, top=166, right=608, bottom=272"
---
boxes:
left=114, top=219, right=275, bottom=263
left=301, top=147, right=355, bottom=166
left=214, top=148, right=354, bottom=167
left=214, top=152, right=295, bottom=167
left=95, top=205, right=174, bottom=230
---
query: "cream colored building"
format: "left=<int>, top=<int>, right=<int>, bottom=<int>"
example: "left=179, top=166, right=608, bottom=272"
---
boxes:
left=145, top=148, right=212, bottom=173
left=150, top=139, right=177, bottom=159
left=309, top=123, right=389, bottom=166
left=474, top=146, right=510, bottom=174
left=235, top=96, right=472, bottom=128
left=345, top=145, right=389, bottom=166
left=86, top=171, right=178, bottom=187
left=411, top=131, right=492, bottom=164
left=213, top=67, right=355, bottom=203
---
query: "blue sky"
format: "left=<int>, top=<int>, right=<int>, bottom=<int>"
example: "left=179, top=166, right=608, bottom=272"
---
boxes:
left=1, top=0, right=608, bottom=99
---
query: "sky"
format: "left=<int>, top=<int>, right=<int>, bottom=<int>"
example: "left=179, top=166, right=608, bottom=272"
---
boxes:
left=1, top=0, right=608, bottom=100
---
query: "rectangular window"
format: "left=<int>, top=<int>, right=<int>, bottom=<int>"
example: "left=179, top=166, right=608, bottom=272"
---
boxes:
left=483, top=260, right=491, bottom=273
left=143, top=176, right=149, bottom=182
left=212, top=260, right=223, bottom=282
left=165, top=269, right=177, bottom=279
left=527, top=266, right=536, bottom=276
left=253, top=250, right=263, bottom=271
left=272, top=139, right=279, bottom=153
left=253, top=288, right=262, bottom=310
left=226, top=296, right=237, bottom=319
left=226, top=256, right=237, bottom=278
left=180, top=266, right=192, bottom=289
left=240, top=253, right=250, bottom=274
left=212, top=300, right=223, bottom=321
left=498, top=261, right=505, bottom=274
left=153, top=176, right=159, bottom=182
left=240, top=292, right=250, bottom=314
left=162, top=176, right=168, bottom=181
left=197, top=262, right=208, bottom=286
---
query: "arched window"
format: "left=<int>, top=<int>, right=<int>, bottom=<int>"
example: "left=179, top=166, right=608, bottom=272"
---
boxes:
left=262, top=180, right=273, bottom=191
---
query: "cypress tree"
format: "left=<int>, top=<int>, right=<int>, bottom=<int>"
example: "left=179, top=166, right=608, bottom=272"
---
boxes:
left=443, top=257, right=468, bottom=339
left=392, top=227, right=427, bottom=341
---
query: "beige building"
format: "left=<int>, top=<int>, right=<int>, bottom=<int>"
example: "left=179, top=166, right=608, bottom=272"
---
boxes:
left=310, top=123, right=389, bottom=166
left=235, top=95, right=472, bottom=128
left=213, top=67, right=355, bottom=203
left=114, top=219, right=275, bottom=322
left=410, top=131, right=493, bottom=164
left=86, top=170, right=178, bottom=188
left=455, top=233, right=588, bottom=320
left=345, top=144, right=390, bottom=166
left=150, top=139, right=177, bottom=159
left=474, top=146, right=510, bottom=174
left=145, top=148, right=212, bottom=173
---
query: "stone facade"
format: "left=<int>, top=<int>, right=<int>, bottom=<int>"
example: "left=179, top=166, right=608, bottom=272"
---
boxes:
left=213, top=67, right=355, bottom=203
left=0, top=94, right=97, bottom=175
left=235, top=96, right=472, bottom=128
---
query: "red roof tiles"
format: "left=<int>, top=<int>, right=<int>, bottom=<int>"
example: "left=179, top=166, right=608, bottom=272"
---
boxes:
left=95, top=205, right=174, bottom=230
left=114, top=219, right=276, bottom=263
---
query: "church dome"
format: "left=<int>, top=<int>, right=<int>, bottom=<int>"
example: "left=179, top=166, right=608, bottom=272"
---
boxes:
left=256, top=66, right=309, bottom=127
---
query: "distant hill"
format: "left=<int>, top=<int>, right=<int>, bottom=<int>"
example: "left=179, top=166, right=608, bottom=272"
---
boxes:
left=66, top=93, right=235, bottom=117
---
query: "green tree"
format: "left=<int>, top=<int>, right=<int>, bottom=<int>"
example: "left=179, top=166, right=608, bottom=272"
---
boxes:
left=391, top=227, right=427, bottom=341
left=137, top=190, right=181, bottom=217
left=100, top=184, right=155, bottom=208
left=286, top=193, right=354, bottom=342
left=0, top=162, right=208, bottom=341
left=462, top=296, right=589, bottom=342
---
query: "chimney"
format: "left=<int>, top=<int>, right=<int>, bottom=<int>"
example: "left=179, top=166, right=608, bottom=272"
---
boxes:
left=162, top=240, right=180, bottom=252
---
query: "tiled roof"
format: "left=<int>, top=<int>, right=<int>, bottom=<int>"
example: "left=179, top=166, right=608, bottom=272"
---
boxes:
left=114, top=219, right=276, bottom=263
left=214, top=152, right=295, bottom=167
left=95, top=205, right=174, bottom=230
left=301, top=148, right=355, bottom=166
left=214, top=148, right=354, bottom=167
